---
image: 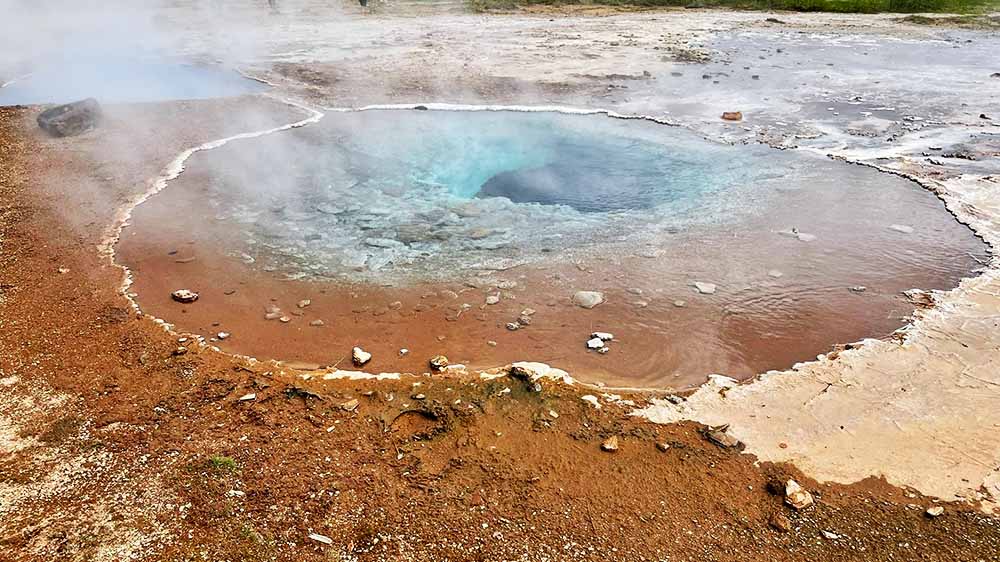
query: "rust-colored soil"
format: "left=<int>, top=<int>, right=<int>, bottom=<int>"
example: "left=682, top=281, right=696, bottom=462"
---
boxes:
left=2, top=102, right=998, bottom=561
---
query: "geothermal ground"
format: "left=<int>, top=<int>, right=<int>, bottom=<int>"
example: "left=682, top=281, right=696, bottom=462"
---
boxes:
left=2, top=3, right=1000, bottom=561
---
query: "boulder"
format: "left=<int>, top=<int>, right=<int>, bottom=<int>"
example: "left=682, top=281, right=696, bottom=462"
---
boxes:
left=37, top=98, right=102, bottom=137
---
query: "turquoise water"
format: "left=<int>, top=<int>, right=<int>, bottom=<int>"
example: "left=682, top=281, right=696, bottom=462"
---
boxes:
left=192, top=110, right=827, bottom=283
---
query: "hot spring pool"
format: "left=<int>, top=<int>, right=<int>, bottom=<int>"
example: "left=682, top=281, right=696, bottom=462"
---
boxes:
left=118, top=109, right=989, bottom=388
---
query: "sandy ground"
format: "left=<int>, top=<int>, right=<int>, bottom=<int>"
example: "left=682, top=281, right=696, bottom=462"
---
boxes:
left=2, top=3, right=1000, bottom=560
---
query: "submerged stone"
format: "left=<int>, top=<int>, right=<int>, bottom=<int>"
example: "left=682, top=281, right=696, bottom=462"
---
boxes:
left=37, top=98, right=101, bottom=137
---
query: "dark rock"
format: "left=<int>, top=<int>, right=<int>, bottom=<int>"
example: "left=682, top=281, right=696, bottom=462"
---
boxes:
left=765, top=17, right=786, bottom=24
left=37, top=98, right=102, bottom=137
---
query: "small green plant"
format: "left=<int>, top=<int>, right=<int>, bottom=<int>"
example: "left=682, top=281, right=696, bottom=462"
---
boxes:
left=208, top=455, right=237, bottom=471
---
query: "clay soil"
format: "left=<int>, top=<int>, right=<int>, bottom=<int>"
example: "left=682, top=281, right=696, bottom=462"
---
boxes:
left=2, top=100, right=999, bottom=561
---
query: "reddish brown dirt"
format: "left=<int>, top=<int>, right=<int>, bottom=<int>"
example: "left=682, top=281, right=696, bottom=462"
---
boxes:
left=2, top=102, right=999, bottom=562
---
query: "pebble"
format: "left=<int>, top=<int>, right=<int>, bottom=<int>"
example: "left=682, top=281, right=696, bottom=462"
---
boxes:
left=521, top=308, right=536, bottom=316
left=591, top=332, right=614, bottom=341
left=485, top=294, right=500, bottom=305
left=297, top=299, right=311, bottom=308
left=309, top=319, right=325, bottom=327
left=784, top=479, right=814, bottom=510
left=238, top=393, right=256, bottom=401
left=486, top=340, right=497, bottom=347
left=597, top=347, right=610, bottom=354
left=429, top=355, right=449, bottom=371
left=587, top=337, right=606, bottom=350
left=767, top=270, right=783, bottom=278
left=694, top=282, right=717, bottom=295
left=721, top=111, right=743, bottom=121
left=308, top=533, right=333, bottom=545
left=769, top=513, right=791, bottom=533
left=572, top=291, right=605, bottom=309
left=889, top=224, right=914, bottom=234
left=341, top=398, right=360, bottom=412
left=656, top=442, right=670, bottom=452
left=217, top=332, right=230, bottom=340
left=506, top=322, right=520, bottom=331
left=925, top=506, right=944, bottom=518
left=821, top=530, right=840, bottom=540
left=601, top=436, right=619, bottom=452
left=673, top=300, right=687, bottom=308
left=399, top=348, right=409, bottom=356
left=173, top=346, right=188, bottom=356
left=352, top=347, right=372, bottom=366
left=412, top=393, right=426, bottom=400
left=279, top=316, right=291, bottom=323
left=171, top=289, right=199, bottom=303
left=848, top=286, right=867, bottom=293
left=265, top=312, right=282, bottom=320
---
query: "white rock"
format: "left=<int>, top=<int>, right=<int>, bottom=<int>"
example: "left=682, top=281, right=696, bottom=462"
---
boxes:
left=308, top=533, right=333, bottom=545
left=925, top=506, right=944, bottom=517
left=796, top=232, right=817, bottom=242
left=694, top=282, right=717, bottom=295
left=399, top=348, right=409, bottom=356
left=785, top=479, right=814, bottom=510
left=217, top=332, right=230, bottom=340
left=591, top=332, right=614, bottom=341
left=238, top=393, right=256, bottom=401
left=171, top=289, right=199, bottom=303
left=352, top=347, right=372, bottom=366
left=821, top=530, right=840, bottom=540
left=587, top=337, right=605, bottom=349
left=767, top=270, right=784, bottom=278
left=581, top=395, right=601, bottom=409
left=485, top=294, right=500, bottom=305
left=890, top=224, right=914, bottom=234
left=673, top=300, right=687, bottom=308
left=572, top=291, right=605, bottom=309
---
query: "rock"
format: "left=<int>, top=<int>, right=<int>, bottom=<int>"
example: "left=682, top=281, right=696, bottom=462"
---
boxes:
left=673, top=300, right=687, bottom=308
left=412, top=393, right=426, bottom=400
left=309, top=319, right=325, bottom=327
left=238, top=393, right=256, bottom=401
left=821, top=530, right=840, bottom=540
left=341, top=398, right=359, bottom=411
left=485, top=294, right=500, bottom=305
left=704, top=425, right=742, bottom=449
left=693, top=282, right=717, bottom=295
left=769, top=512, right=791, bottom=532
left=217, top=332, right=230, bottom=340
left=37, top=98, right=102, bottom=137
left=601, top=436, right=619, bottom=452
left=572, top=291, right=605, bottom=309
left=597, top=346, right=609, bottom=354
left=429, top=355, right=449, bottom=371
left=765, top=17, right=786, bottom=24
left=591, top=332, right=614, bottom=341
left=767, top=270, right=784, bottom=278
left=517, top=314, right=532, bottom=326
left=581, top=395, right=601, bottom=409
left=173, top=346, right=188, bottom=356
left=521, top=308, right=536, bottom=316
left=992, top=73, right=1000, bottom=78
left=279, top=316, right=291, bottom=323
left=721, top=111, right=743, bottom=121
left=308, top=533, right=333, bottom=545
left=399, top=348, right=409, bottom=356
left=981, top=113, right=992, bottom=120
left=587, top=337, right=605, bottom=350
left=656, top=442, right=670, bottom=452
left=925, top=506, right=944, bottom=518
left=487, top=340, right=497, bottom=347
left=297, top=299, right=311, bottom=308
left=785, top=479, right=814, bottom=510
left=889, top=224, right=914, bottom=234
left=171, top=289, right=199, bottom=303
left=352, top=347, right=372, bottom=366
left=506, top=322, right=521, bottom=331
left=848, top=286, right=867, bottom=293
left=265, top=312, right=282, bottom=320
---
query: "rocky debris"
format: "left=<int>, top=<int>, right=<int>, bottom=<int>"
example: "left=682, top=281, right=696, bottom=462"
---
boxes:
left=429, top=355, right=449, bottom=372
left=925, top=506, right=945, bottom=518
left=785, top=479, right=814, bottom=510
left=309, top=319, right=324, bottom=327
left=572, top=290, right=604, bottom=309
left=171, top=289, right=199, bottom=303
left=889, top=224, right=914, bottom=234
left=238, top=393, right=256, bottom=401
left=341, top=398, right=360, bottom=412
left=769, top=513, right=791, bottom=532
left=37, top=98, right=102, bottom=137
left=703, top=424, right=742, bottom=449
left=693, top=282, right=717, bottom=295
left=352, top=347, right=372, bottom=366
left=308, top=533, right=333, bottom=545
left=721, top=111, right=743, bottom=121
left=601, top=436, right=619, bottom=452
